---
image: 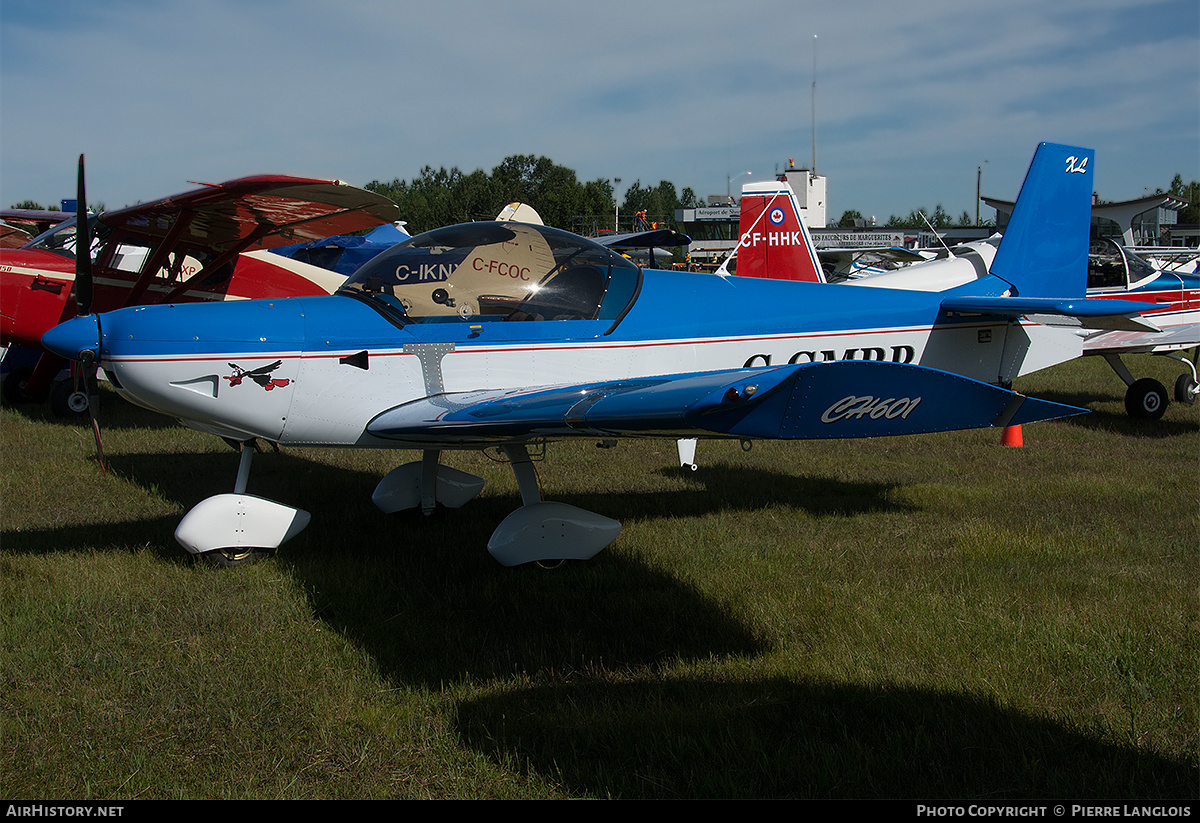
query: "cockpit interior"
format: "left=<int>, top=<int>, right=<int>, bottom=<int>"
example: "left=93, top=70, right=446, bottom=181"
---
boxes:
left=339, top=222, right=642, bottom=326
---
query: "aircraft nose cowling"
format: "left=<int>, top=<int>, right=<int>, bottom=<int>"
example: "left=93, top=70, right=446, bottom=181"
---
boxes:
left=42, top=314, right=100, bottom=361
left=88, top=299, right=310, bottom=443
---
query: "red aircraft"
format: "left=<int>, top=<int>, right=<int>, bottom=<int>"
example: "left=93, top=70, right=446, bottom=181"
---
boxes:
left=1, top=159, right=399, bottom=413
left=1, top=209, right=72, bottom=249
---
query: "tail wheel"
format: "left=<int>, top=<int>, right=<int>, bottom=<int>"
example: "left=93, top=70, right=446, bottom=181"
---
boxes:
left=1124, top=378, right=1168, bottom=420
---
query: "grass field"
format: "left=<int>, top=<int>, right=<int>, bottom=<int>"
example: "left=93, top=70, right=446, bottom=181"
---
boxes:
left=1, top=353, right=1196, bottom=799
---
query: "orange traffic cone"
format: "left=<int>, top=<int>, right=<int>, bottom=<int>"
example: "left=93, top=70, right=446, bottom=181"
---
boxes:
left=1001, top=425, right=1023, bottom=447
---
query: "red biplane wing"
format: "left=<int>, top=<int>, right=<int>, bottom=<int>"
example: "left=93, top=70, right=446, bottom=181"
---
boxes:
left=0, top=209, right=72, bottom=248
left=100, top=175, right=400, bottom=254
left=0, top=176, right=400, bottom=360
left=95, top=175, right=401, bottom=307
left=0, top=222, right=31, bottom=249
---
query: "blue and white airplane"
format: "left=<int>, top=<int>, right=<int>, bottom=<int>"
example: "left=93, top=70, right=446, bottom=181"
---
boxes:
left=42, top=143, right=1151, bottom=568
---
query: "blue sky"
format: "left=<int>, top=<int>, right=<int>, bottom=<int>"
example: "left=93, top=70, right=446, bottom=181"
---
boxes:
left=2, top=0, right=1196, bottom=226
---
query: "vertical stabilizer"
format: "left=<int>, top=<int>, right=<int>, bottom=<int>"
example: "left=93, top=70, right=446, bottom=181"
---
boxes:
left=733, top=181, right=825, bottom=282
left=988, top=142, right=1094, bottom=299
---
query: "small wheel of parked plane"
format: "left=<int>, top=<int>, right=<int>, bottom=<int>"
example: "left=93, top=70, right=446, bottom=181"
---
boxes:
left=1124, top=377, right=1168, bottom=420
left=49, top=380, right=93, bottom=418
left=199, top=547, right=272, bottom=567
left=1174, top=373, right=1198, bottom=405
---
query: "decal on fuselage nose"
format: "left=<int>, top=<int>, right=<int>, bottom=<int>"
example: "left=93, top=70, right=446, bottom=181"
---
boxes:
left=223, top=360, right=290, bottom=391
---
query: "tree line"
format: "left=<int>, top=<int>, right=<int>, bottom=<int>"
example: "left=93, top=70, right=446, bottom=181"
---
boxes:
left=835, top=205, right=978, bottom=230
left=837, top=174, right=1200, bottom=230
left=8, top=159, right=1195, bottom=237
left=364, top=155, right=700, bottom=236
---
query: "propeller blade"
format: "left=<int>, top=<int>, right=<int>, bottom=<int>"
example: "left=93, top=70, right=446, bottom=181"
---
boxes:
left=75, top=154, right=93, bottom=316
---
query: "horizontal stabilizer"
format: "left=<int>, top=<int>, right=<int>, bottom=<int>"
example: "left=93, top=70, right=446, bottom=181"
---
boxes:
left=940, top=295, right=1160, bottom=331
left=366, top=361, right=1086, bottom=444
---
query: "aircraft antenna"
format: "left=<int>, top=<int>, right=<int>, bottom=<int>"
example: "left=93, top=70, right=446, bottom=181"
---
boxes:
left=918, top=210, right=955, bottom=258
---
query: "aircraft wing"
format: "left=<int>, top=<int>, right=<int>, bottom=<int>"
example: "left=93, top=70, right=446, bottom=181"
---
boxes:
left=0, top=221, right=33, bottom=249
left=366, top=360, right=1084, bottom=445
left=99, top=175, right=401, bottom=254
left=1082, top=323, right=1200, bottom=355
left=1, top=209, right=72, bottom=236
left=820, top=246, right=927, bottom=262
left=593, top=229, right=692, bottom=250
left=821, top=246, right=928, bottom=281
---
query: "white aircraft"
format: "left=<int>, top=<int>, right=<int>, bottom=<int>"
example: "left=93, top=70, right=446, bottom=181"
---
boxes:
left=43, top=143, right=1151, bottom=568
left=729, top=163, right=1199, bottom=419
left=1075, top=237, right=1200, bottom=416
left=726, top=179, right=1001, bottom=290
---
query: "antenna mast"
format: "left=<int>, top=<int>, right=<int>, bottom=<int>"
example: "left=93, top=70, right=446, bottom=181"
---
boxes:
left=811, top=35, right=817, bottom=173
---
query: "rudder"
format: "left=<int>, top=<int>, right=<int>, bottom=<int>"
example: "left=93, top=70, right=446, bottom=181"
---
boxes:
left=732, top=181, right=825, bottom=282
left=988, top=142, right=1094, bottom=299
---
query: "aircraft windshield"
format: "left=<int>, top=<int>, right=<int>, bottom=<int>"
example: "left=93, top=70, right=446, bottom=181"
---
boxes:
left=339, top=222, right=640, bottom=324
left=26, top=216, right=106, bottom=262
left=1087, top=237, right=1157, bottom=290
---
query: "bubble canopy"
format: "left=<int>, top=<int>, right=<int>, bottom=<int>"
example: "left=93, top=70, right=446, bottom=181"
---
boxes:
left=338, top=221, right=641, bottom=324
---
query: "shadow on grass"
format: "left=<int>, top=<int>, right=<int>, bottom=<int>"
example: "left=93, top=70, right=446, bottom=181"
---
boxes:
left=455, top=676, right=1198, bottom=798
left=0, top=385, right=182, bottom=432
left=1, top=514, right=190, bottom=564
left=2, top=446, right=778, bottom=679
left=1, top=444, right=912, bottom=686
left=1021, top=387, right=1200, bottom=438
left=653, top=462, right=910, bottom=518
left=8, top=440, right=1195, bottom=798
left=6, top=445, right=912, bottom=557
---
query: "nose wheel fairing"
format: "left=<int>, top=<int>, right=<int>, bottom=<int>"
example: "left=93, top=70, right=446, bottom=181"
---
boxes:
left=174, top=493, right=311, bottom=557
left=174, top=443, right=310, bottom=561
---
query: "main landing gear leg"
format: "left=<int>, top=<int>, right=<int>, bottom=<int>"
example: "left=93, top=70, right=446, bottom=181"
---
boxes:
left=2, top=352, right=60, bottom=405
left=174, top=441, right=311, bottom=566
left=485, top=444, right=621, bottom=567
